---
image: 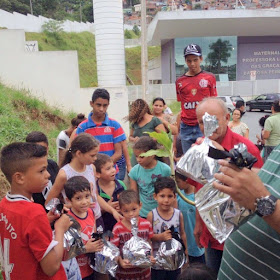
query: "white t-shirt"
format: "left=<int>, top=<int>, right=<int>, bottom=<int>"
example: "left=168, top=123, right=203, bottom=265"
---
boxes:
left=164, top=106, right=173, bottom=115
left=56, top=130, right=70, bottom=161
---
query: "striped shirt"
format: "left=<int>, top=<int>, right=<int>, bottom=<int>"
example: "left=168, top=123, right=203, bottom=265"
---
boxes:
left=218, top=144, right=280, bottom=280
left=76, top=112, right=126, bottom=157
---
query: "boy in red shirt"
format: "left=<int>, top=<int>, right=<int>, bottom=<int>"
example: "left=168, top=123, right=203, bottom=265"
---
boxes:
left=0, top=142, right=71, bottom=280
left=65, top=176, right=104, bottom=280
left=111, top=190, right=154, bottom=280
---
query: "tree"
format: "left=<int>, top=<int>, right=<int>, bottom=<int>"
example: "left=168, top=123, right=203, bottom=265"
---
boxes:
left=132, top=25, right=140, bottom=36
left=207, top=39, right=232, bottom=74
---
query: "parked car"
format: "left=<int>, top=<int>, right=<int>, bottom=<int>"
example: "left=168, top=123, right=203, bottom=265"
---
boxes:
left=217, top=95, right=245, bottom=113
left=246, top=93, right=280, bottom=112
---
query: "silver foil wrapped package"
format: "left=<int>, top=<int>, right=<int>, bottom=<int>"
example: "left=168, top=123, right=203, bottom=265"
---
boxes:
left=62, top=215, right=86, bottom=261
left=195, top=143, right=257, bottom=243
left=91, top=231, right=120, bottom=277
left=154, top=238, right=185, bottom=271
left=46, top=198, right=64, bottom=215
left=122, top=218, right=152, bottom=268
left=176, top=113, right=220, bottom=184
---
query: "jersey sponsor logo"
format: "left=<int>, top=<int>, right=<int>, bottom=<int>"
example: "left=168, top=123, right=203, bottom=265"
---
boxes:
left=0, top=237, right=14, bottom=280
left=104, top=127, right=112, bottom=133
left=183, top=101, right=199, bottom=110
left=199, top=79, right=208, bottom=88
left=178, top=82, right=182, bottom=88
left=191, top=89, right=197, bottom=96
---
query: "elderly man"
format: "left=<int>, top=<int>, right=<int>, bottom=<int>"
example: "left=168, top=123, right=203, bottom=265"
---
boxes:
left=193, top=97, right=263, bottom=273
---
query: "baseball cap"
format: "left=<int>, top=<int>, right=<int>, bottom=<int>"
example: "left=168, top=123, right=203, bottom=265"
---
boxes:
left=184, top=44, right=202, bottom=57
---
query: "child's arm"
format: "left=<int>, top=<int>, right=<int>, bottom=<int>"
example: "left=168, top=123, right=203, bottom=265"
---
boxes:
left=111, top=142, right=122, bottom=164
left=40, top=214, right=72, bottom=276
left=129, top=178, right=138, bottom=193
left=179, top=212, right=188, bottom=257
left=97, top=194, right=123, bottom=221
left=45, top=169, right=67, bottom=205
left=146, top=211, right=172, bottom=242
left=121, top=140, right=132, bottom=173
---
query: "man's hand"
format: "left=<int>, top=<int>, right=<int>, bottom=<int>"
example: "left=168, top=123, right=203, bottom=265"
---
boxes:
left=213, top=159, right=269, bottom=210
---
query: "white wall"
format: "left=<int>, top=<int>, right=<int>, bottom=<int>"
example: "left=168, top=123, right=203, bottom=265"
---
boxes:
left=0, top=9, right=95, bottom=33
left=0, top=29, right=129, bottom=134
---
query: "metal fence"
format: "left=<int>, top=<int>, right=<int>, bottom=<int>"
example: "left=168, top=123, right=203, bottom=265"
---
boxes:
left=127, top=79, right=280, bottom=102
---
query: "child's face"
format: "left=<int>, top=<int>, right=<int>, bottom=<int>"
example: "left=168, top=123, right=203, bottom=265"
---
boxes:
left=99, top=161, right=116, bottom=181
left=79, top=146, right=99, bottom=165
left=120, top=202, right=141, bottom=222
left=154, top=188, right=175, bottom=211
left=90, top=97, right=109, bottom=118
left=134, top=149, right=155, bottom=168
left=70, top=190, right=91, bottom=216
left=175, top=177, right=188, bottom=191
left=21, top=156, right=50, bottom=197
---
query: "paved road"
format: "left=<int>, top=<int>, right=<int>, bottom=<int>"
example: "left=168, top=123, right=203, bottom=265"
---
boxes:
left=242, top=110, right=271, bottom=144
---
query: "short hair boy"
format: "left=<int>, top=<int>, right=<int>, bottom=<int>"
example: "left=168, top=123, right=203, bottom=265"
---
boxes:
left=0, top=142, right=71, bottom=280
left=147, top=176, right=188, bottom=280
left=95, top=154, right=127, bottom=231
left=111, top=190, right=154, bottom=280
left=175, top=171, right=205, bottom=264
left=26, top=131, right=59, bottom=209
left=65, top=176, right=104, bottom=280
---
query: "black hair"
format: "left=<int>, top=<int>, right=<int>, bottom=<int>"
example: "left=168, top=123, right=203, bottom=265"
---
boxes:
left=154, top=176, right=176, bottom=194
left=61, top=133, right=99, bottom=167
left=64, top=176, right=91, bottom=200
left=26, top=131, right=48, bottom=145
left=94, top=153, right=113, bottom=173
left=175, top=170, right=188, bottom=181
left=133, top=136, right=158, bottom=153
left=153, top=97, right=166, bottom=106
left=177, top=262, right=217, bottom=280
left=92, top=88, right=110, bottom=102
left=119, top=190, right=140, bottom=208
left=258, top=114, right=270, bottom=127
left=71, top=113, right=86, bottom=127
left=272, top=99, right=280, bottom=112
left=235, top=100, right=245, bottom=109
left=0, top=142, right=47, bottom=183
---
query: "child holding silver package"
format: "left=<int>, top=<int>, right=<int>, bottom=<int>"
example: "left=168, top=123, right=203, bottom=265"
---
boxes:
left=111, top=190, right=155, bottom=280
left=65, top=176, right=104, bottom=280
left=147, top=177, right=188, bottom=280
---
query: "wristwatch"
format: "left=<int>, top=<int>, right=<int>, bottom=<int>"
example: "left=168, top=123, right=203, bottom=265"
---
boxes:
left=255, top=195, right=278, bottom=217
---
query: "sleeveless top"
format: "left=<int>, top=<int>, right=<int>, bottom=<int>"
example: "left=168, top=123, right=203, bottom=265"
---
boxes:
left=61, top=164, right=101, bottom=219
left=151, top=208, right=181, bottom=258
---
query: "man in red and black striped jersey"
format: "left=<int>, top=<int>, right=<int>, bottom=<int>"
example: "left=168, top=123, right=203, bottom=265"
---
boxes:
left=176, top=44, right=217, bottom=153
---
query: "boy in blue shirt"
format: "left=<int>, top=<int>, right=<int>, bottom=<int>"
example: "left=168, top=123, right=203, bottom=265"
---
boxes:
left=175, top=171, right=205, bottom=264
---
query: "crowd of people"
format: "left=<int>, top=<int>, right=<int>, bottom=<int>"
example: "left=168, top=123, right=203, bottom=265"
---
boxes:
left=0, top=43, right=280, bottom=280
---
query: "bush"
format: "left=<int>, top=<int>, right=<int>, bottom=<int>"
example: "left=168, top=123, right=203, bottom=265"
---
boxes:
left=42, top=20, right=63, bottom=34
left=124, top=29, right=132, bottom=39
left=132, top=25, right=140, bottom=36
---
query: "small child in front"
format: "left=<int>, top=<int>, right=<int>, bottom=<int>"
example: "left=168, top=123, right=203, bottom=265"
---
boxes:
left=0, top=142, right=71, bottom=280
left=111, top=190, right=154, bottom=280
left=65, top=176, right=104, bottom=280
left=175, top=171, right=205, bottom=264
left=94, top=153, right=127, bottom=231
left=147, top=176, right=188, bottom=280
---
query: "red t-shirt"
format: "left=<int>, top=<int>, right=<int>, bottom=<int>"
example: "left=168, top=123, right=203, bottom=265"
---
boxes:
left=0, top=195, right=66, bottom=280
left=196, top=128, right=264, bottom=250
left=176, top=71, right=217, bottom=126
left=111, top=217, right=153, bottom=280
left=68, top=209, right=95, bottom=278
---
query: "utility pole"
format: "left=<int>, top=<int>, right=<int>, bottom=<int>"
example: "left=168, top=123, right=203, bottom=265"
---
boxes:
left=141, top=0, right=148, bottom=100
left=30, top=0, right=33, bottom=15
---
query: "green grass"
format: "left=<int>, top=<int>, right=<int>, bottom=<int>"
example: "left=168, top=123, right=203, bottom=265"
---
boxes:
left=26, top=31, right=160, bottom=86
left=0, top=83, right=74, bottom=160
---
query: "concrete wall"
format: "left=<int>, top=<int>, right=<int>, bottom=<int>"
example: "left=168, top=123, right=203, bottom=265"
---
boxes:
left=0, top=9, right=95, bottom=33
left=0, top=29, right=129, bottom=134
left=161, top=39, right=175, bottom=84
